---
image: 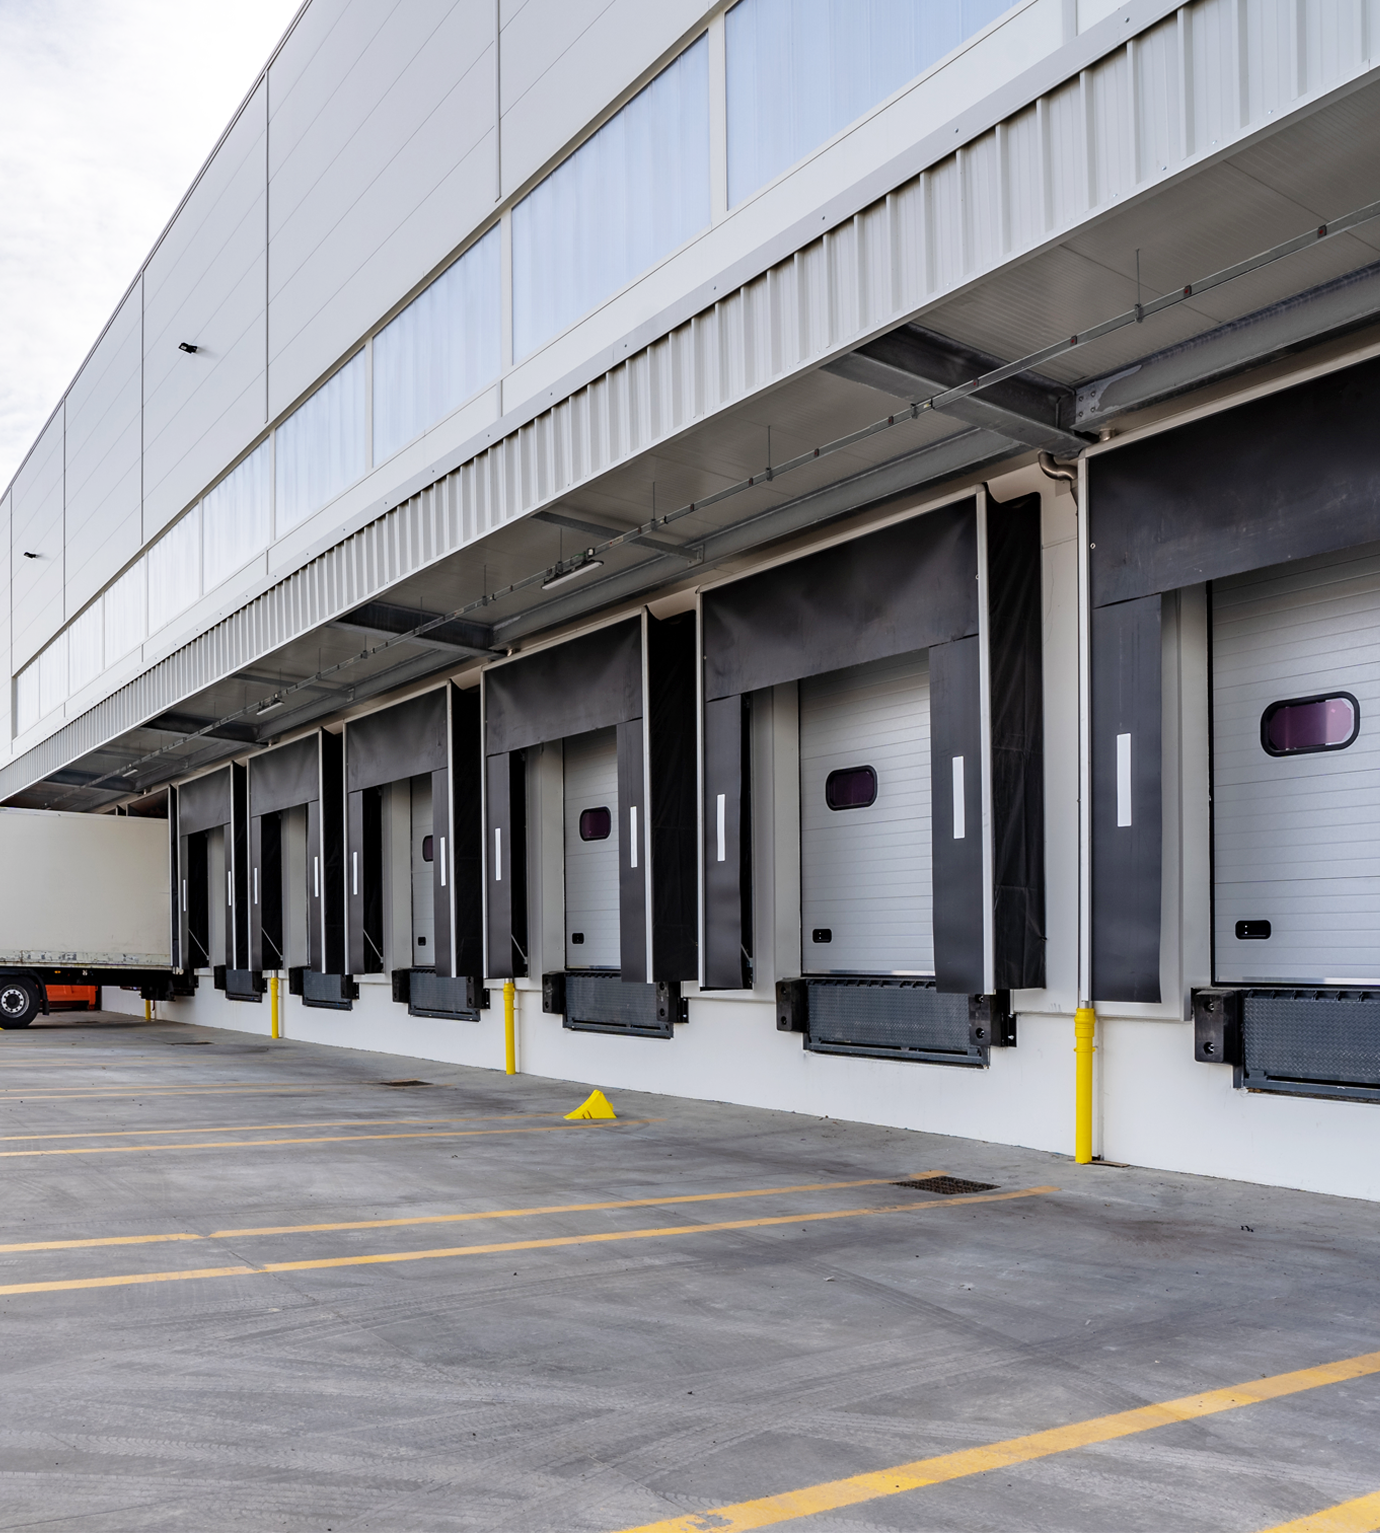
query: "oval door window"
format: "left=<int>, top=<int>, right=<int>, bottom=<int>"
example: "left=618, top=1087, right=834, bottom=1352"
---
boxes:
left=579, top=807, right=612, bottom=840
left=1261, top=693, right=1359, bottom=755
left=824, top=765, right=878, bottom=810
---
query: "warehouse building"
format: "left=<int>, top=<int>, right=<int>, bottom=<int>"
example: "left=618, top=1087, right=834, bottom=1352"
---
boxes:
left=6, top=0, right=1380, bottom=1199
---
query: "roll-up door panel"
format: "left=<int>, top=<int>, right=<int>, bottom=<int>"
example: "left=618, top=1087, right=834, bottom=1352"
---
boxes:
left=1213, top=545, right=1380, bottom=984
left=800, top=652, right=932, bottom=975
left=564, top=728, right=620, bottom=970
left=411, top=775, right=435, bottom=966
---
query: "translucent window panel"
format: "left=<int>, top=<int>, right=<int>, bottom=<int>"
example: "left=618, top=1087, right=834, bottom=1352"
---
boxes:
left=373, top=226, right=501, bottom=463
left=203, top=439, right=271, bottom=592
left=38, top=633, right=68, bottom=718
left=104, top=561, right=147, bottom=663
left=1262, top=694, right=1359, bottom=755
left=68, top=603, right=104, bottom=694
left=15, top=663, right=39, bottom=734
left=513, top=36, right=710, bottom=359
left=274, top=351, right=367, bottom=534
left=727, top=0, right=1014, bottom=204
left=147, top=508, right=202, bottom=634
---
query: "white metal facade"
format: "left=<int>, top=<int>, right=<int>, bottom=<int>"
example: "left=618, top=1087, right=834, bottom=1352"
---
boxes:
left=563, top=728, right=620, bottom=970
left=1213, top=545, right=1380, bottom=985
left=799, top=651, right=934, bottom=975
left=8, top=0, right=1380, bottom=798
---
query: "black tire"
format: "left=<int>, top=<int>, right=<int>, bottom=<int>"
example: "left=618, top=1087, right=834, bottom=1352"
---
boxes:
left=0, top=978, right=41, bottom=1029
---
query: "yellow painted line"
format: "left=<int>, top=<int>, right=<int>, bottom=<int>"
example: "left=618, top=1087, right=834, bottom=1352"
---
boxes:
left=609, top=1352, right=1380, bottom=1533
left=0, top=1186, right=1051, bottom=1296
left=1258, top=1492, right=1380, bottom=1532
left=0, top=1176, right=922, bottom=1254
left=209, top=1175, right=920, bottom=1237
left=0, top=1085, right=359, bottom=1102
left=0, top=1112, right=559, bottom=1142
left=0, top=1119, right=641, bottom=1159
left=0, top=1232, right=206, bottom=1254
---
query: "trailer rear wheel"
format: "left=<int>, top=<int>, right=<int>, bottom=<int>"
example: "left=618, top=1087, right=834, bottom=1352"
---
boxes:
left=0, top=978, right=40, bottom=1028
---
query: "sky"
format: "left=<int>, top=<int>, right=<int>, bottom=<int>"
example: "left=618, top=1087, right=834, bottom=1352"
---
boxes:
left=0, top=0, right=304, bottom=492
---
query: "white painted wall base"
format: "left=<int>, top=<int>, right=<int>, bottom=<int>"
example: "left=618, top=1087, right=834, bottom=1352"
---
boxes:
left=101, top=981, right=1380, bottom=1204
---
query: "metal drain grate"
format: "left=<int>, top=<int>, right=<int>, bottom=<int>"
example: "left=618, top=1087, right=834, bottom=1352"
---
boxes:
left=893, top=1175, right=999, bottom=1195
left=377, top=1078, right=431, bottom=1087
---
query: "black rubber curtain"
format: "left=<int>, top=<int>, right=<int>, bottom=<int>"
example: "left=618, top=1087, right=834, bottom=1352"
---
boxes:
left=1087, top=354, right=1380, bottom=1001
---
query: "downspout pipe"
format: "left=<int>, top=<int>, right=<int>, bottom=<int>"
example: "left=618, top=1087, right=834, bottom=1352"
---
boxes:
left=1039, top=450, right=1096, bottom=1165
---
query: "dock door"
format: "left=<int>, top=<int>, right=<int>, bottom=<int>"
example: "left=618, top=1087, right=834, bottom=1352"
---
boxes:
left=800, top=651, right=933, bottom=976
left=1213, top=545, right=1380, bottom=986
left=563, top=727, right=621, bottom=972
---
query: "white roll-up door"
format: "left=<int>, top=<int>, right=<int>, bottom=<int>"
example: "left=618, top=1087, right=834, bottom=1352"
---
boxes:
left=800, top=650, right=932, bottom=975
left=410, top=774, right=434, bottom=966
left=1213, top=544, right=1380, bottom=984
left=564, top=727, right=620, bottom=970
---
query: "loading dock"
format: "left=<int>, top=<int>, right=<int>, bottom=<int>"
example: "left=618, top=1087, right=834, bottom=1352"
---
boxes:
left=247, top=730, right=349, bottom=1010
left=484, top=613, right=697, bottom=1039
left=706, top=491, right=1042, bottom=1063
left=1091, top=353, right=1380, bottom=1106
left=344, top=686, right=484, bottom=1020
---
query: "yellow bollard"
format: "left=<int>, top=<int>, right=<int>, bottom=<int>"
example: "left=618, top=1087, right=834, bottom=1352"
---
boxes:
left=144, top=998, right=151, bottom=1022
left=504, top=980, right=516, bottom=1075
left=270, top=975, right=279, bottom=1040
left=1074, top=1006, right=1096, bottom=1164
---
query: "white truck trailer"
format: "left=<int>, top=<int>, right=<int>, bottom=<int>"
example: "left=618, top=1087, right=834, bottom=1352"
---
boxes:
left=0, top=807, right=175, bottom=1028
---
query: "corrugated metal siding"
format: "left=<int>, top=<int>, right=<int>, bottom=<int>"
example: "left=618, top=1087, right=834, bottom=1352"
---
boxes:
left=5, top=0, right=1375, bottom=798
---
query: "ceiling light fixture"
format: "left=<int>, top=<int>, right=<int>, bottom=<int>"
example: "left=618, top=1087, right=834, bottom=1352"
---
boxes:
left=541, top=550, right=604, bottom=592
left=256, top=696, right=284, bottom=715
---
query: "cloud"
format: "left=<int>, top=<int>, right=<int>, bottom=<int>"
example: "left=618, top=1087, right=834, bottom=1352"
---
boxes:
left=0, top=0, right=302, bottom=491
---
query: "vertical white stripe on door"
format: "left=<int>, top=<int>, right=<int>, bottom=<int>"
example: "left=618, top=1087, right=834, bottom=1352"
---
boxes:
left=1116, top=733, right=1133, bottom=827
left=951, top=756, right=965, bottom=839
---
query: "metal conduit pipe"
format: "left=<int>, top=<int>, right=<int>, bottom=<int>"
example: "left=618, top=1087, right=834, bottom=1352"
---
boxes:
left=1040, top=450, right=1096, bottom=1164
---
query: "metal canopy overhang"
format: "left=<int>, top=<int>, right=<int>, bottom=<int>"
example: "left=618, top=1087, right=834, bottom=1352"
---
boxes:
left=12, top=74, right=1380, bottom=813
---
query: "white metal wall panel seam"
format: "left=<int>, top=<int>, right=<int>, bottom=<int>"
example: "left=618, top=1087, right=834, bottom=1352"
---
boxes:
left=10, top=413, right=67, bottom=673
left=63, top=285, right=144, bottom=618
left=267, top=0, right=495, bottom=418
left=142, top=79, right=269, bottom=541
